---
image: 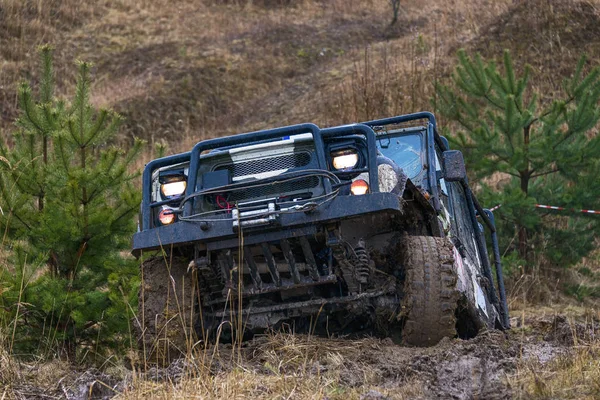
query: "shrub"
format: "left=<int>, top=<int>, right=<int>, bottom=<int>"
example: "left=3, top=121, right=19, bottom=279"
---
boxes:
left=0, top=46, right=142, bottom=359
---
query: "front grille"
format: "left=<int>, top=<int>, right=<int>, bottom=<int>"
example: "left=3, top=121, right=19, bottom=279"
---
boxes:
left=228, top=176, right=320, bottom=202
left=215, top=152, right=311, bottom=178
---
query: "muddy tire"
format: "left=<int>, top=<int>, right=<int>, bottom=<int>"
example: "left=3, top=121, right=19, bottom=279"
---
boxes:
left=400, top=235, right=460, bottom=346
left=138, top=256, right=196, bottom=363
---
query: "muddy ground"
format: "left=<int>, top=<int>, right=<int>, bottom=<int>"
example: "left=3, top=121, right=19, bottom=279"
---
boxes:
left=5, top=314, right=594, bottom=400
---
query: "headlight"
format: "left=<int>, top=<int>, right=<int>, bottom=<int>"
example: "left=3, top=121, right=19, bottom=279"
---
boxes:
left=160, top=178, right=187, bottom=199
left=332, top=149, right=359, bottom=170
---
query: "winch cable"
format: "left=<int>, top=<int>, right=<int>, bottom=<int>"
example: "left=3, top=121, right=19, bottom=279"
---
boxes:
left=180, top=169, right=341, bottom=208
left=179, top=169, right=342, bottom=208
left=178, top=170, right=343, bottom=223
left=179, top=189, right=341, bottom=223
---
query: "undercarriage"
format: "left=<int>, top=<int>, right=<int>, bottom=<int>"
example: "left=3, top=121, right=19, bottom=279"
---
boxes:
left=194, top=234, right=400, bottom=335
left=138, top=212, right=467, bottom=362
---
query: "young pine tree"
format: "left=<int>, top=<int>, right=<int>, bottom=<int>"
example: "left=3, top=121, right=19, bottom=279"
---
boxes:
left=436, top=50, right=600, bottom=271
left=0, top=46, right=143, bottom=358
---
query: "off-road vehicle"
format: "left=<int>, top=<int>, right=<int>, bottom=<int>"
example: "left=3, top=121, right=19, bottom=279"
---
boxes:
left=133, top=112, right=509, bottom=360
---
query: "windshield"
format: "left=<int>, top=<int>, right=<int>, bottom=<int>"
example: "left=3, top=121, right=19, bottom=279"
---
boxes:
left=376, top=133, right=423, bottom=179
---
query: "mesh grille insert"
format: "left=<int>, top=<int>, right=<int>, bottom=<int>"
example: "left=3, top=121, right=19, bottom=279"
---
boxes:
left=215, top=152, right=311, bottom=177
left=228, top=176, right=320, bottom=202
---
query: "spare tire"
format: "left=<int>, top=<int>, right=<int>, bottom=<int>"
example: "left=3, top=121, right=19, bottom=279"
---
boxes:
left=400, top=235, right=460, bottom=346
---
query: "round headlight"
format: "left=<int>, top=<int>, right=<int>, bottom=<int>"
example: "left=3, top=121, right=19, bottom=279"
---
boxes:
left=332, top=149, right=359, bottom=170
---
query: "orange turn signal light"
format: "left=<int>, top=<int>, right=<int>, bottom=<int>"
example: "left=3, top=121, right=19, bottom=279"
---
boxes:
left=350, top=179, right=369, bottom=195
left=158, top=207, right=176, bottom=225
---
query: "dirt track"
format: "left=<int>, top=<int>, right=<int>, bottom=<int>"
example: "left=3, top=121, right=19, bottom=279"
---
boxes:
left=8, top=314, right=590, bottom=400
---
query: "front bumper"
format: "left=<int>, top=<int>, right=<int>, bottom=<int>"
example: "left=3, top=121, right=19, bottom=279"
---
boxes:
left=132, top=192, right=402, bottom=255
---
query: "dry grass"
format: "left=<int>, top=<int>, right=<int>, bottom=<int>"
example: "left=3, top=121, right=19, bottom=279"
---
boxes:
left=7, top=0, right=594, bottom=157
left=3, top=0, right=599, bottom=160
left=0, top=329, right=426, bottom=399
left=4, top=0, right=598, bottom=173
left=0, top=332, right=16, bottom=389
left=512, top=346, right=600, bottom=399
left=0, top=0, right=515, bottom=157
left=119, top=369, right=423, bottom=400
left=118, top=334, right=425, bottom=400
left=507, top=310, right=600, bottom=400
left=3, top=299, right=600, bottom=399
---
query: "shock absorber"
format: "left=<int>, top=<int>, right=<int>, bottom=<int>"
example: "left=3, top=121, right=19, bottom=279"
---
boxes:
left=354, top=239, right=371, bottom=285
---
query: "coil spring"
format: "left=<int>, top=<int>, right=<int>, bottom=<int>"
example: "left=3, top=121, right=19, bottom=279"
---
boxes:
left=354, top=245, right=371, bottom=284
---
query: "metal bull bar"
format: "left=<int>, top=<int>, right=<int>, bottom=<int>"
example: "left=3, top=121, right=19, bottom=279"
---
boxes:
left=185, top=124, right=324, bottom=219
left=139, top=122, right=382, bottom=235
left=183, top=123, right=382, bottom=220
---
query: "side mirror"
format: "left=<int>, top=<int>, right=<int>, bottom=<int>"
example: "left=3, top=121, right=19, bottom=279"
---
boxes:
left=442, top=150, right=466, bottom=182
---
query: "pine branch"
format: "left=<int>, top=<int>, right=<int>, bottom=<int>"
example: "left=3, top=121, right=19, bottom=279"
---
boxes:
left=19, top=85, right=46, bottom=135
left=482, top=87, right=507, bottom=111
left=84, top=109, right=108, bottom=147
left=66, top=118, right=80, bottom=144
